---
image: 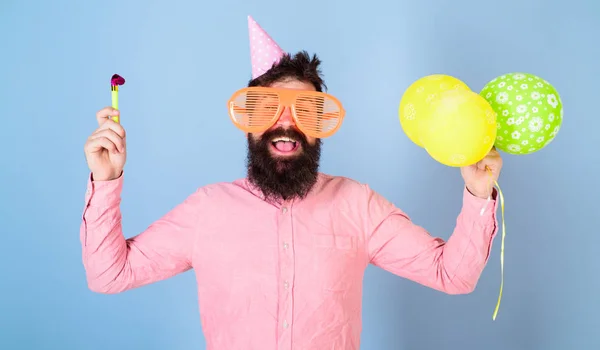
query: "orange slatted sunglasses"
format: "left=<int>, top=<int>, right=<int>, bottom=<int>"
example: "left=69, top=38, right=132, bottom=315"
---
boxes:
left=227, top=87, right=346, bottom=138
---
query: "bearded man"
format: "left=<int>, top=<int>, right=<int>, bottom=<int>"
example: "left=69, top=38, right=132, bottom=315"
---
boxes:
left=80, top=16, right=501, bottom=350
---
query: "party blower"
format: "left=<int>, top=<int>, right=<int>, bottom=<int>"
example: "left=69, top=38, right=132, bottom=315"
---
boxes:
left=110, top=74, right=126, bottom=123
left=398, top=73, right=563, bottom=320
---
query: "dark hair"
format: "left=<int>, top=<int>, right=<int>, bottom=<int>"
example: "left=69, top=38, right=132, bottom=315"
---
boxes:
left=248, top=51, right=327, bottom=92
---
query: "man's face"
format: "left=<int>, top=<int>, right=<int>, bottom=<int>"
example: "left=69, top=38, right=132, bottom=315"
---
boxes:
left=246, top=79, right=322, bottom=201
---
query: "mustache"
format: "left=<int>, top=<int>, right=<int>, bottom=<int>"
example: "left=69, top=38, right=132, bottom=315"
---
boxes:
left=259, top=127, right=308, bottom=145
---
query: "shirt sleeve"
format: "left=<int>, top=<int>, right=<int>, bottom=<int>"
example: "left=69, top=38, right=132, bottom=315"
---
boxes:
left=365, top=184, right=499, bottom=294
left=80, top=172, right=203, bottom=294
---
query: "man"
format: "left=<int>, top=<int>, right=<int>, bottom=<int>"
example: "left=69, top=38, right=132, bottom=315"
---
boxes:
left=81, top=16, right=501, bottom=349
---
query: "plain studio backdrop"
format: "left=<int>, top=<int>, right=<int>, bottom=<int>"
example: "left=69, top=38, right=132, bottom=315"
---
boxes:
left=1, top=0, right=599, bottom=349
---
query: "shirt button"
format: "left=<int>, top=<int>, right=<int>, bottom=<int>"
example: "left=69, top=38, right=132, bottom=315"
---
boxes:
left=283, top=320, right=289, bottom=329
left=282, top=207, right=288, bottom=213
left=283, top=242, right=288, bottom=249
left=284, top=281, right=289, bottom=289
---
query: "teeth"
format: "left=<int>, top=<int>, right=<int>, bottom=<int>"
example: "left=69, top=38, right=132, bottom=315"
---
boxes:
left=272, top=137, right=296, bottom=143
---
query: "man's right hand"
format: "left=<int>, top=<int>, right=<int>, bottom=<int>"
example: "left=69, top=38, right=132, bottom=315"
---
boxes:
left=84, top=107, right=127, bottom=181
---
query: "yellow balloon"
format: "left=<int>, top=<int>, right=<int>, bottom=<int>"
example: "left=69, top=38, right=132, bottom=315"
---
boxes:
left=419, top=89, right=497, bottom=167
left=399, top=74, right=471, bottom=147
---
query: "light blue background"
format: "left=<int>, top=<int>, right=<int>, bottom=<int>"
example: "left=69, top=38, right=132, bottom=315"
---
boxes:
left=1, top=0, right=599, bottom=349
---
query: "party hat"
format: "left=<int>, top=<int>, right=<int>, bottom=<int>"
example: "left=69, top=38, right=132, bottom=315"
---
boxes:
left=248, top=15, right=285, bottom=79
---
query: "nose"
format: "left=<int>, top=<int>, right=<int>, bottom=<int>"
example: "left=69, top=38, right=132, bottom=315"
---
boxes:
left=275, top=106, right=295, bottom=127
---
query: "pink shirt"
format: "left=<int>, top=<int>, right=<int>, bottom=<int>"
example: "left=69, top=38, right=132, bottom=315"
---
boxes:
left=80, top=172, right=498, bottom=349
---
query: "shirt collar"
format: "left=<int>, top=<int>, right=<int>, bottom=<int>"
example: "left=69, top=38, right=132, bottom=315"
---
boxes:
left=236, top=173, right=327, bottom=207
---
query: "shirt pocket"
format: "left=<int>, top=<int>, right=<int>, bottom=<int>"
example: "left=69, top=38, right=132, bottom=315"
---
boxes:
left=311, top=233, right=360, bottom=292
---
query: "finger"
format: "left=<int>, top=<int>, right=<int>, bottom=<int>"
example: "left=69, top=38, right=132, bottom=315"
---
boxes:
left=479, top=158, right=502, bottom=174
left=85, top=136, right=119, bottom=154
left=478, top=147, right=501, bottom=166
left=96, top=107, right=120, bottom=126
left=95, top=118, right=126, bottom=139
left=90, top=129, right=125, bottom=152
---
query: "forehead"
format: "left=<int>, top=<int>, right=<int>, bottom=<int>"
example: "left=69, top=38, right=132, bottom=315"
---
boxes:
left=268, top=79, right=316, bottom=91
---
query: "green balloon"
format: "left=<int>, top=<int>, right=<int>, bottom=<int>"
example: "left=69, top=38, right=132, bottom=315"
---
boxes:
left=480, top=73, right=563, bottom=155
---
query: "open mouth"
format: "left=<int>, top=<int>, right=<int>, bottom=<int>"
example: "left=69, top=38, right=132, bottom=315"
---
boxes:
left=270, top=136, right=300, bottom=155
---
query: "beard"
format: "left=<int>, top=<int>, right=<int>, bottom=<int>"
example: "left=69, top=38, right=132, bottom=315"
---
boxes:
left=246, top=127, right=321, bottom=201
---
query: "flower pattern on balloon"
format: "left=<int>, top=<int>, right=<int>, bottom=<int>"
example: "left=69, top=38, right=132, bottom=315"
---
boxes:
left=480, top=72, right=563, bottom=155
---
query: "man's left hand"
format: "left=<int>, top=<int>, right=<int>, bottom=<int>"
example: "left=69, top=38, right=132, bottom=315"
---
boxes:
left=460, top=147, right=503, bottom=199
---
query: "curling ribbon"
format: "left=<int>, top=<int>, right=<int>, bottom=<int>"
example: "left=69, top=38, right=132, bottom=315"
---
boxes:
left=479, top=167, right=506, bottom=320
left=480, top=166, right=506, bottom=321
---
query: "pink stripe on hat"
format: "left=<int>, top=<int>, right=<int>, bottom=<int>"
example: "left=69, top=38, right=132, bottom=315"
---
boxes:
left=248, top=15, right=285, bottom=79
